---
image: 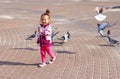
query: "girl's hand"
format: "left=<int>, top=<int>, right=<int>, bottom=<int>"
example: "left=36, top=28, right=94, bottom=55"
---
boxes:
left=38, top=27, right=43, bottom=33
left=40, top=29, right=43, bottom=33
left=38, top=29, right=43, bottom=33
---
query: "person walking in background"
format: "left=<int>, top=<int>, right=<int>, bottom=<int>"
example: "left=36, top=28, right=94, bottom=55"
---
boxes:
left=37, top=9, right=56, bottom=67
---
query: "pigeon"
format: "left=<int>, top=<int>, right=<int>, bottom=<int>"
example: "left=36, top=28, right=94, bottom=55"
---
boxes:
left=107, top=36, right=119, bottom=45
left=26, top=31, right=37, bottom=40
left=62, top=34, right=68, bottom=43
left=61, top=31, right=71, bottom=43
left=51, top=31, right=59, bottom=40
left=67, top=31, right=71, bottom=38
left=97, top=22, right=116, bottom=36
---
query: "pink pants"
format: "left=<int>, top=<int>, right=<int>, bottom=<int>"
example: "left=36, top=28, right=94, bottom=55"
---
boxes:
left=40, top=46, right=55, bottom=63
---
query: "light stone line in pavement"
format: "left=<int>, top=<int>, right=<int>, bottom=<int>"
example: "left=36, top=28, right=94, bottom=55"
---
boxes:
left=76, top=29, right=100, bottom=79
left=109, top=56, right=118, bottom=79
left=81, top=36, right=92, bottom=79
left=91, top=45, right=101, bottom=79
left=56, top=47, right=67, bottom=79
left=65, top=55, right=75, bottom=79
left=50, top=47, right=63, bottom=79
left=6, top=26, right=29, bottom=78
left=86, top=44, right=95, bottom=79
left=101, top=47, right=110, bottom=79
left=69, top=29, right=85, bottom=79
left=0, top=34, right=1, bottom=45
left=87, top=38, right=96, bottom=79
left=0, top=31, right=4, bottom=54
left=53, top=46, right=69, bottom=79
left=111, top=51, right=119, bottom=79
left=25, top=25, right=42, bottom=79
left=75, top=42, right=84, bottom=79
left=2, top=30, right=7, bottom=47
left=10, top=27, right=27, bottom=79
left=2, top=29, right=11, bottom=54
left=1, top=30, right=15, bottom=77
left=22, top=25, right=46, bottom=79
left=53, top=47, right=67, bottom=79
left=111, top=46, right=120, bottom=78
left=0, top=31, right=10, bottom=77
left=0, top=1, right=120, bottom=79
left=62, top=46, right=76, bottom=79
left=4, top=28, right=21, bottom=78
left=21, top=26, right=40, bottom=78
left=15, top=27, right=32, bottom=79
left=106, top=48, right=119, bottom=79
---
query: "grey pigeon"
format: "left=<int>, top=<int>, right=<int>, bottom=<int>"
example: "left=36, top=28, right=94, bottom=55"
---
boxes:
left=61, top=31, right=71, bottom=42
left=67, top=31, right=71, bottom=38
left=97, top=21, right=117, bottom=36
left=26, top=31, right=37, bottom=40
left=107, top=36, right=119, bottom=45
left=51, top=31, right=59, bottom=40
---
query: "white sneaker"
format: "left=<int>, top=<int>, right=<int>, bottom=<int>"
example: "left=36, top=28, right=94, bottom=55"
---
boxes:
left=38, top=63, right=46, bottom=67
left=48, top=56, right=56, bottom=64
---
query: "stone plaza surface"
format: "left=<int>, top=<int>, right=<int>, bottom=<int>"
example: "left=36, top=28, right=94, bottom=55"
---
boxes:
left=0, top=0, right=120, bottom=79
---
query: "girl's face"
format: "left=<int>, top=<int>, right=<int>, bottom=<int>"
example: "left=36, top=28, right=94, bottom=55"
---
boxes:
left=41, top=15, right=50, bottom=26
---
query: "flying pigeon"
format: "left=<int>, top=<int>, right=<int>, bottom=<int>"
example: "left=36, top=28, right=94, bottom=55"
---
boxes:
left=26, top=31, right=37, bottom=40
left=97, top=21, right=117, bottom=36
left=107, top=36, right=119, bottom=46
left=51, top=31, right=59, bottom=40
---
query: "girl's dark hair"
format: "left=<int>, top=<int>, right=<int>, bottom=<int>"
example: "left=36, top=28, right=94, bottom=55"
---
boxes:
left=41, top=9, right=50, bottom=19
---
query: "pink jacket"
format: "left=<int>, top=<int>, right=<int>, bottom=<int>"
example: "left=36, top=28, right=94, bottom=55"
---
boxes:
left=37, top=23, right=52, bottom=46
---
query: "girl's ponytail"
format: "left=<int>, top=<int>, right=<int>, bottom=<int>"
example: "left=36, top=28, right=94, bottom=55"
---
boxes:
left=46, top=9, right=50, bottom=16
left=41, top=9, right=50, bottom=19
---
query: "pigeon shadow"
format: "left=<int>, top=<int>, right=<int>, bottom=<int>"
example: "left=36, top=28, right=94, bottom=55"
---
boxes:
left=0, top=61, right=38, bottom=66
left=52, top=42, right=64, bottom=46
left=25, top=38, right=32, bottom=40
left=95, top=35, right=107, bottom=38
left=99, top=44, right=115, bottom=47
left=57, top=50, right=76, bottom=54
left=12, top=47, right=38, bottom=51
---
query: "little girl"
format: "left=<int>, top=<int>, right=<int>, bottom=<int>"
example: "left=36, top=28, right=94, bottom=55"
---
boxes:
left=37, top=9, right=56, bottom=67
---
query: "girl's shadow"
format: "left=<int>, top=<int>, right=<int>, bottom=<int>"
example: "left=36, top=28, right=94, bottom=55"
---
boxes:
left=0, top=61, right=38, bottom=66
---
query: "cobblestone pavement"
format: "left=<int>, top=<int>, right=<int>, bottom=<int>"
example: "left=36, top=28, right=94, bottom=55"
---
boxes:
left=0, top=0, right=120, bottom=79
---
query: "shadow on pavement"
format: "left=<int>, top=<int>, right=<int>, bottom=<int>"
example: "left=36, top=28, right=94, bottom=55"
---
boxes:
left=57, top=50, right=76, bottom=54
left=99, top=44, right=115, bottom=47
left=11, top=47, right=38, bottom=51
left=0, top=61, right=38, bottom=66
left=52, top=42, right=63, bottom=46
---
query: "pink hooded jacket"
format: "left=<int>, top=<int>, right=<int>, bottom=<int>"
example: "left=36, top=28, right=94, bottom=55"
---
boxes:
left=37, top=23, right=52, bottom=46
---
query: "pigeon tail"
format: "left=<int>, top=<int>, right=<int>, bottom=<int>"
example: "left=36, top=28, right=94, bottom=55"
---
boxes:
left=67, top=31, right=71, bottom=38
left=27, top=31, right=37, bottom=39
left=107, top=36, right=119, bottom=45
